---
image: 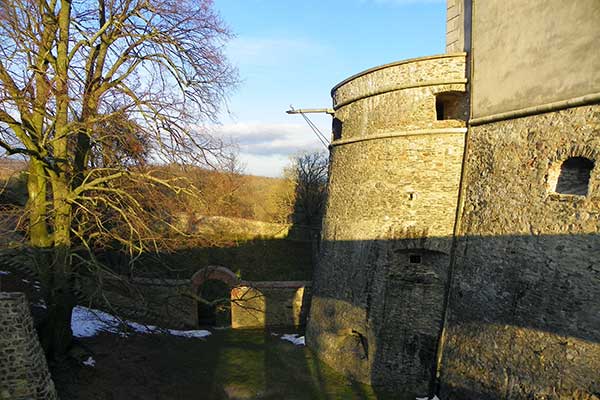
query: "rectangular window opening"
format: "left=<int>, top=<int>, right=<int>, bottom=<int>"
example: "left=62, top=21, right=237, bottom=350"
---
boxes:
left=409, top=255, right=422, bottom=264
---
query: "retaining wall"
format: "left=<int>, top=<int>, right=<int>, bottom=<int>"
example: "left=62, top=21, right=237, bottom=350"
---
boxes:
left=82, top=276, right=197, bottom=329
left=231, top=281, right=311, bottom=329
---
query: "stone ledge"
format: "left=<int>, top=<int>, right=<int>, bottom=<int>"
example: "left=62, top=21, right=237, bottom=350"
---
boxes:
left=330, top=128, right=467, bottom=147
left=470, top=92, right=600, bottom=126
left=0, top=292, right=27, bottom=301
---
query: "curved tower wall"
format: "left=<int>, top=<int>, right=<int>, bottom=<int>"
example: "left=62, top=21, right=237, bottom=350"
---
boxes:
left=306, top=54, right=467, bottom=395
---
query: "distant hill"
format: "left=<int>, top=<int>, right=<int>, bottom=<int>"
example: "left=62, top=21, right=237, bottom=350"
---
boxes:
left=0, top=159, right=296, bottom=245
left=163, top=164, right=295, bottom=225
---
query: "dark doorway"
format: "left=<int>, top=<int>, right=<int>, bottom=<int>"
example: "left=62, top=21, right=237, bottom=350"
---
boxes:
left=372, top=249, right=448, bottom=394
left=197, top=279, right=231, bottom=327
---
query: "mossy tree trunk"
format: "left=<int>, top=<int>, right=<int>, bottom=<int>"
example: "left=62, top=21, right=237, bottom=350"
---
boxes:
left=33, top=0, right=76, bottom=359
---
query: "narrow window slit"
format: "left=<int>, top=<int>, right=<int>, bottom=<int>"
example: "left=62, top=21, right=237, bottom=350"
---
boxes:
left=409, top=255, right=421, bottom=264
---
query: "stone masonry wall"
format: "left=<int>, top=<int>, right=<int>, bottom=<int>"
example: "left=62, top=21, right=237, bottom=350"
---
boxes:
left=307, top=54, right=467, bottom=397
left=446, top=0, right=469, bottom=53
left=0, top=292, right=58, bottom=400
left=230, top=282, right=311, bottom=329
left=332, top=54, right=467, bottom=137
left=81, top=276, right=197, bottom=329
left=440, top=104, right=600, bottom=399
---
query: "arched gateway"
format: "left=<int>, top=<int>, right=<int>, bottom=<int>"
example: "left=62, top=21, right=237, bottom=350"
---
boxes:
left=191, top=266, right=240, bottom=326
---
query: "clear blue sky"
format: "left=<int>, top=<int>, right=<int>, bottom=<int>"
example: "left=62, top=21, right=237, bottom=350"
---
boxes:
left=213, top=0, right=447, bottom=176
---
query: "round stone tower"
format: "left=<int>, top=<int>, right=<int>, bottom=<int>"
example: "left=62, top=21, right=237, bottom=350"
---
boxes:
left=306, top=53, right=468, bottom=396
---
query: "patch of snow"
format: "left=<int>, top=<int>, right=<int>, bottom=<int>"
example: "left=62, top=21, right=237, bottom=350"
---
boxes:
left=71, top=306, right=115, bottom=338
left=21, top=279, right=30, bottom=283
left=0, top=270, right=10, bottom=276
left=167, top=329, right=212, bottom=339
left=280, top=334, right=305, bottom=346
left=82, top=356, right=96, bottom=367
left=71, top=305, right=211, bottom=339
left=416, top=396, right=441, bottom=400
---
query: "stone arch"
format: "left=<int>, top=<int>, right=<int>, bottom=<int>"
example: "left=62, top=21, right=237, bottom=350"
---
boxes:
left=192, top=266, right=240, bottom=327
left=384, top=226, right=452, bottom=255
left=554, top=145, right=599, bottom=163
left=555, top=157, right=594, bottom=195
left=547, top=145, right=598, bottom=196
left=191, top=265, right=240, bottom=292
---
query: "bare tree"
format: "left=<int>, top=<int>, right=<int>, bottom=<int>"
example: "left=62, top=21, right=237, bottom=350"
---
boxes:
left=287, top=151, right=328, bottom=229
left=0, top=0, right=237, bottom=357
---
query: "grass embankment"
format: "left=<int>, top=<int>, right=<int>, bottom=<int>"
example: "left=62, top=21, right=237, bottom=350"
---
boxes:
left=0, top=159, right=313, bottom=282
left=134, top=238, right=313, bottom=281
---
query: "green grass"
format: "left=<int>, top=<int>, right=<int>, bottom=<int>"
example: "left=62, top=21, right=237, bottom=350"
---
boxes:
left=54, top=329, right=399, bottom=400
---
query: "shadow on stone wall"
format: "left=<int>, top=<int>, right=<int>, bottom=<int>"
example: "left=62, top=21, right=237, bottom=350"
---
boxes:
left=307, top=233, right=600, bottom=400
left=78, top=237, right=313, bottom=329
left=68, top=231, right=599, bottom=399
left=97, top=237, right=313, bottom=282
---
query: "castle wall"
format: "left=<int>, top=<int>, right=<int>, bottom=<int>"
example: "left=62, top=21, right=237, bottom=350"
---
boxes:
left=307, top=54, right=467, bottom=397
left=470, top=0, right=600, bottom=119
left=230, top=281, right=311, bottom=329
left=440, top=104, right=600, bottom=399
left=0, top=292, right=58, bottom=400
left=307, top=2, right=599, bottom=398
left=445, top=0, right=471, bottom=53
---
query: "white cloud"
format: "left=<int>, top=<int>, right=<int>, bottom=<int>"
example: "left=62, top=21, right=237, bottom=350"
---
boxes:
left=237, top=153, right=290, bottom=178
left=212, top=121, right=328, bottom=177
left=214, top=122, right=325, bottom=156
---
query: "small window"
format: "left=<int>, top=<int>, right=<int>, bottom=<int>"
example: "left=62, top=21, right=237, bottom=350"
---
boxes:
left=332, top=118, right=343, bottom=141
left=409, top=255, right=421, bottom=264
left=554, top=157, right=595, bottom=195
left=435, top=91, right=466, bottom=121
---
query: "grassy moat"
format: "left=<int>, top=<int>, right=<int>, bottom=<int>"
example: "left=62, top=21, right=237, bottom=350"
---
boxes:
left=51, top=329, right=396, bottom=400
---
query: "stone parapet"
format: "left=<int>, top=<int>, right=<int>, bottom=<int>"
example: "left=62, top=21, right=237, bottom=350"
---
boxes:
left=331, top=54, right=467, bottom=142
left=80, top=275, right=198, bottom=329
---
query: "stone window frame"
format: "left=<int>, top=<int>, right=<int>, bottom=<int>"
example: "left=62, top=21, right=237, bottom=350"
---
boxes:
left=545, top=146, right=598, bottom=199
